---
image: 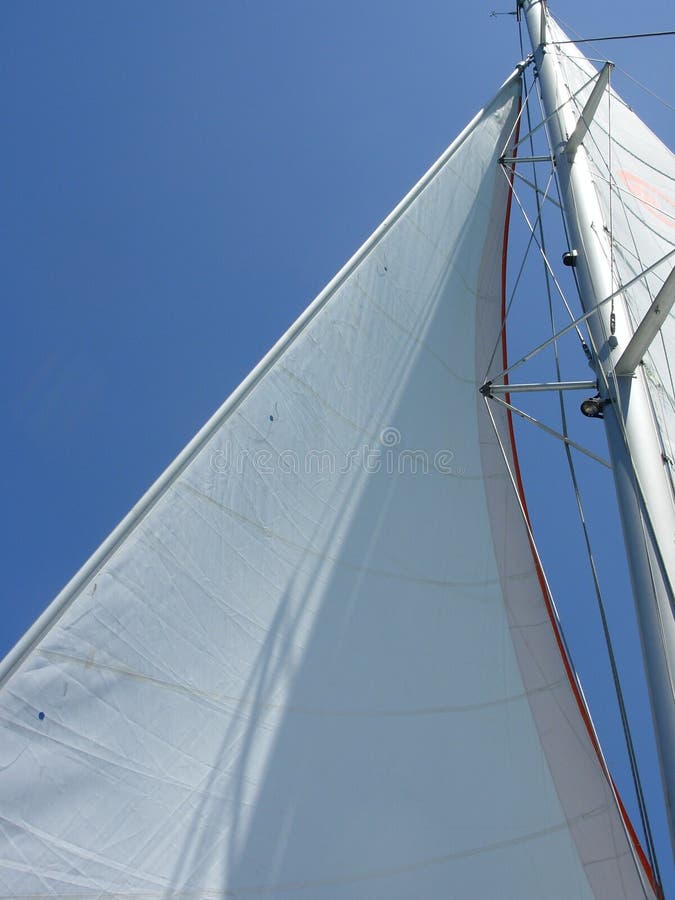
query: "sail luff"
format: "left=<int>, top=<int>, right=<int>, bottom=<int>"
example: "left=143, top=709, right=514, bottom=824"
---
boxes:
left=519, top=0, right=675, bottom=864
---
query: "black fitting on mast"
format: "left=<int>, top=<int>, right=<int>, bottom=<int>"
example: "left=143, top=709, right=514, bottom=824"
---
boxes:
left=580, top=394, right=611, bottom=419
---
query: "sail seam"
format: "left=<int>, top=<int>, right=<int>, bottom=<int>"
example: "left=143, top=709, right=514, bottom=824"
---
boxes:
left=26, top=650, right=564, bottom=717
left=0, top=815, right=612, bottom=899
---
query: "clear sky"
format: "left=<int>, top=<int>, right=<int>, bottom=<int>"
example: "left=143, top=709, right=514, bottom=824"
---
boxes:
left=2, top=0, right=674, bottom=891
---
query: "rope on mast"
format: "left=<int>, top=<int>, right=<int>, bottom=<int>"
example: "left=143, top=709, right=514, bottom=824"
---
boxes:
left=550, top=30, right=675, bottom=45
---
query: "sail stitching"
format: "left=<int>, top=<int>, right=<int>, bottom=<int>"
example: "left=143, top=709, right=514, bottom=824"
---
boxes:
left=0, top=75, right=528, bottom=692
left=27, top=650, right=560, bottom=718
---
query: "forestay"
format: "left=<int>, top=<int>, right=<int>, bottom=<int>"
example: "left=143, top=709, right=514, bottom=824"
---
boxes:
left=0, top=74, right=656, bottom=898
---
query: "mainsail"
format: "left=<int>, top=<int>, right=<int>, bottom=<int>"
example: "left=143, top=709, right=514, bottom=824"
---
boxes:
left=0, top=54, right=658, bottom=900
left=546, top=18, right=675, bottom=465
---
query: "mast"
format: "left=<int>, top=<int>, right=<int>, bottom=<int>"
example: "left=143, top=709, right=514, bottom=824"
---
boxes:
left=518, top=0, right=675, bottom=858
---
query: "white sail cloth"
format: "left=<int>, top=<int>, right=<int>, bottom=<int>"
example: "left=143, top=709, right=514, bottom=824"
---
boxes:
left=548, top=19, right=675, bottom=474
left=0, top=75, right=656, bottom=898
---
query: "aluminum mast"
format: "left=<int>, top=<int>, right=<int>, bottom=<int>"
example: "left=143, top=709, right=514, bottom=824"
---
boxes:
left=518, top=0, right=675, bottom=858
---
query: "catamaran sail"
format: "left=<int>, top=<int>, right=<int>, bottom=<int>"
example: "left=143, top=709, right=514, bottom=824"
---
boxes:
left=0, top=7, right=669, bottom=900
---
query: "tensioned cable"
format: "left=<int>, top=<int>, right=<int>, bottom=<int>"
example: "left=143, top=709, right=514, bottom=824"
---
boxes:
left=500, top=47, right=666, bottom=889
left=508, top=177, right=585, bottom=338
left=482, top=74, right=552, bottom=381
left=550, top=31, right=675, bottom=45
left=483, top=163, right=555, bottom=380
left=484, top=69, right=587, bottom=380
left=517, top=25, right=675, bottom=664
left=599, top=80, right=675, bottom=493
left=614, top=66, right=675, bottom=113
left=552, top=16, right=675, bottom=121
left=489, top=247, right=675, bottom=384
left=608, top=70, right=617, bottom=340
left=570, top=171, right=675, bottom=227
left=540, top=52, right=666, bottom=896
left=515, top=14, right=663, bottom=882
left=548, top=20, right=675, bottom=620
left=510, top=71, right=598, bottom=153
left=565, top=46, right=675, bottom=503
left=554, top=27, right=665, bottom=881
left=487, top=162, right=586, bottom=381
left=543, top=32, right=674, bottom=593
left=511, top=170, right=562, bottom=208
left=591, top=64, right=675, bottom=488
left=482, top=393, right=656, bottom=900
left=545, top=80, right=659, bottom=882
left=552, top=12, right=675, bottom=114
left=488, top=395, right=610, bottom=466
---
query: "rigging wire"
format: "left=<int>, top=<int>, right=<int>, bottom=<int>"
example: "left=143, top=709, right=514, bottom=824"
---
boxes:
left=491, top=249, right=675, bottom=384
left=614, top=66, right=675, bottom=114
left=511, top=170, right=562, bottom=208
left=534, top=36, right=666, bottom=883
left=522, top=15, right=675, bottom=613
left=552, top=13, right=675, bottom=114
left=562, top=41, right=675, bottom=501
left=484, top=43, right=588, bottom=381
left=550, top=5, right=675, bottom=792
left=483, top=165, right=555, bottom=381
left=482, top=78, right=547, bottom=380
left=507, top=177, right=585, bottom=337
left=511, top=16, right=663, bottom=883
left=481, top=391, right=653, bottom=893
left=550, top=30, right=675, bottom=45
left=542, top=106, right=660, bottom=890
left=607, top=72, right=616, bottom=337
left=601, top=75, right=675, bottom=488
left=488, top=394, right=611, bottom=466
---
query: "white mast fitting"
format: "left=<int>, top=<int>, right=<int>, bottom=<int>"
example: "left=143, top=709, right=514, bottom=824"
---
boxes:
left=519, top=0, right=675, bottom=857
left=615, top=267, right=675, bottom=376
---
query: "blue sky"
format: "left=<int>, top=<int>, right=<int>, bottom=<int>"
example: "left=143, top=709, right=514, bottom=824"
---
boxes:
left=2, top=0, right=674, bottom=889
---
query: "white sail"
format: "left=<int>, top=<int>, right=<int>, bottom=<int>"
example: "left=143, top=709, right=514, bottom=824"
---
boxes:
left=0, top=74, right=656, bottom=898
left=548, top=18, right=675, bottom=472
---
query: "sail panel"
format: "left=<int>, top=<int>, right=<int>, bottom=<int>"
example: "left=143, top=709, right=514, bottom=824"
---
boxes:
left=0, top=76, right=654, bottom=898
left=549, top=18, right=675, bottom=473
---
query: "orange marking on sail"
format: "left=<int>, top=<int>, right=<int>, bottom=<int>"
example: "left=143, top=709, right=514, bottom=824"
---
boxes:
left=618, top=170, right=675, bottom=228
